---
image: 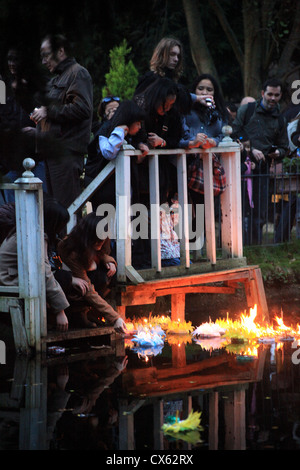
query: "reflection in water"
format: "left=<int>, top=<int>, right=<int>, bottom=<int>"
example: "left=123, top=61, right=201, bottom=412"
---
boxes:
left=1, top=338, right=300, bottom=451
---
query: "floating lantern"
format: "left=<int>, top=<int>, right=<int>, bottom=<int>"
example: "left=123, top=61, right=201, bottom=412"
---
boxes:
left=132, top=328, right=165, bottom=348
left=192, top=321, right=226, bottom=338
left=165, top=319, right=194, bottom=335
left=162, top=410, right=204, bottom=445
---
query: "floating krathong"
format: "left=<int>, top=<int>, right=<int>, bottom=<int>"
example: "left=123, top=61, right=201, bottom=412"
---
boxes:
left=125, top=315, right=172, bottom=334
left=192, top=321, right=226, bottom=338
left=132, top=326, right=165, bottom=348
left=162, top=410, right=204, bottom=445
left=165, top=319, right=194, bottom=335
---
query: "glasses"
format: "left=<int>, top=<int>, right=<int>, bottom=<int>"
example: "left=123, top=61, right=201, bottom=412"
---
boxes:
left=102, top=96, right=120, bottom=103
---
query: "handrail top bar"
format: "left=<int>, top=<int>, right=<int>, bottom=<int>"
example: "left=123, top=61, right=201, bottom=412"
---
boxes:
left=0, top=182, right=43, bottom=190
left=122, top=145, right=240, bottom=156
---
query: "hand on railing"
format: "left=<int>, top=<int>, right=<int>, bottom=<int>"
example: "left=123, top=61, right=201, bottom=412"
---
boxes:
left=252, top=148, right=266, bottom=163
left=137, top=142, right=149, bottom=162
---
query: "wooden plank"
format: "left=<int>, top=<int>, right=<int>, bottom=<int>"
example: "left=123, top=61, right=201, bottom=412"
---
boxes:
left=156, top=355, right=233, bottom=379
left=156, top=285, right=236, bottom=297
left=123, top=267, right=254, bottom=293
left=9, top=301, right=30, bottom=355
left=0, top=286, right=19, bottom=295
left=209, top=391, right=219, bottom=450
left=116, top=151, right=132, bottom=282
left=15, top=185, right=46, bottom=351
left=171, top=293, right=185, bottom=321
left=202, top=151, right=216, bottom=264
left=43, top=326, right=116, bottom=343
left=120, top=285, right=236, bottom=306
left=219, top=146, right=243, bottom=259
left=135, top=257, right=248, bottom=282
left=125, top=265, right=145, bottom=285
left=68, top=161, right=115, bottom=217
left=253, top=268, right=269, bottom=322
left=176, top=153, right=190, bottom=268
left=121, top=290, right=157, bottom=306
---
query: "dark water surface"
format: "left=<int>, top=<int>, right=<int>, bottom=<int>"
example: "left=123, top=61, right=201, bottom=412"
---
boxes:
left=1, top=328, right=300, bottom=454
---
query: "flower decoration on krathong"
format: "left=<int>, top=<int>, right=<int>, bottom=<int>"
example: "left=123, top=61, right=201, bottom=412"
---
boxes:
left=192, top=321, right=226, bottom=338
left=165, top=319, right=194, bottom=335
left=125, top=315, right=171, bottom=334
left=162, top=410, right=204, bottom=445
left=131, top=325, right=165, bottom=348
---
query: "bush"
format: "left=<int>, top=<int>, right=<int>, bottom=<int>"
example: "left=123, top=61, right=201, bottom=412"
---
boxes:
left=102, top=39, right=139, bottom=100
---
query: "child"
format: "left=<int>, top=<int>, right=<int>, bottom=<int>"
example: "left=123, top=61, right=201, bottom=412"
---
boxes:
left=240, top=138, right=255, bottom=245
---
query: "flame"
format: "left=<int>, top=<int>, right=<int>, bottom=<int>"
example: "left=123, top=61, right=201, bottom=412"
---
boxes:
left=125, top=305, right=300, bottom=360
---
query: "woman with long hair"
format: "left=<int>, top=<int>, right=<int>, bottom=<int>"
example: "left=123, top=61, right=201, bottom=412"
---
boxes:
left=133, top=76, right=182, bottom=204
left=58, top=212, right=127, bottom=333
left=186, top=73, right=229, bottom=148
left=135, top=37, right=184, bottom=95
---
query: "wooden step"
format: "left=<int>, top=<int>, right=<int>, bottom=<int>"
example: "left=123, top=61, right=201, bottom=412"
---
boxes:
left=43, top=326, right=116, bottom=343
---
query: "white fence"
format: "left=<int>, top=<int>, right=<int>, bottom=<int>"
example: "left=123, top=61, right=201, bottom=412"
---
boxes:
left=0, top=139, right=242, bottom=351
left=0, top=159, right=45, bottom=353
left=68, top=138, right=242, bottom=283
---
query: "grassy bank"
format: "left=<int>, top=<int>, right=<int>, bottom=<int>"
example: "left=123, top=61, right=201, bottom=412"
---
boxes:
left=244, top=239, right=300, bottom=285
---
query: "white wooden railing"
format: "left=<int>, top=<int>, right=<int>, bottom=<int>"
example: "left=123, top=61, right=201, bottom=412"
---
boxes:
left=68, top=134, right=242, bottom=283
left=0, top=159, right=46, bottom=353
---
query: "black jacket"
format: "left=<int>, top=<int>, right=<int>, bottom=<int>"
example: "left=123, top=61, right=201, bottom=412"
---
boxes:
left=40, top=57, right=93, bottom=155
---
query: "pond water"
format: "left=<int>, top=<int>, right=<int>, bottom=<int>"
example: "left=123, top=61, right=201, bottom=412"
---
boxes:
left=1, top=325, right=300, bottom=454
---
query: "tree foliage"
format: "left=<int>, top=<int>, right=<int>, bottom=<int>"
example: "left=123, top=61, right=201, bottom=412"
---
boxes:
left=0, top=0, right=299, bottom=107
left=101, top=39, right=139, bottom=100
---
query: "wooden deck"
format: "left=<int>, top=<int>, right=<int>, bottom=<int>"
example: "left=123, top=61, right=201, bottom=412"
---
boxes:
left=114, top=262, right=269, bottom=324
left=0, top=142, right=270, bottom=355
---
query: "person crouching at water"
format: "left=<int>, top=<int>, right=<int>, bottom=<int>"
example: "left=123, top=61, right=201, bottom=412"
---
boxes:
left=58, top=212, right=127, bottom=333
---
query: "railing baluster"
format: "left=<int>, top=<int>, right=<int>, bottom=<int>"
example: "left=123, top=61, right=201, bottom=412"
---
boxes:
left=177, top=152, right=190, bottom=268
left=149, top=153, right=161, bottom=272
left=116, top=149, right=131, bottom=282
left=202, top=150, right=216, bottom=265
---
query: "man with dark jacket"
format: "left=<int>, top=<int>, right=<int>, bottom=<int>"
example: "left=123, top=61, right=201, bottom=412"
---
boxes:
left=232, top=78, right=289, bottom=243
left=31, top=34, right=93, bottom=209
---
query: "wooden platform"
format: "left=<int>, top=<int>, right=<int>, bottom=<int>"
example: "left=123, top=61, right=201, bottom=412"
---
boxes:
left=1, top=262, right=268, bottom=355
left=0, top=295, right=123, bottom=356
left=114, top=264, right=269, bottom=323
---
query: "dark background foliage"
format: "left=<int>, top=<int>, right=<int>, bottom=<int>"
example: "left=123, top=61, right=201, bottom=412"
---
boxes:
left=0, top=0, right=244, bottom=105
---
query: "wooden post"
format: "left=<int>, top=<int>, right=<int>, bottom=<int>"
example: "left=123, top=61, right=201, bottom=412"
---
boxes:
left=115, top=149, right=131, bottom=282
left=171, top=293, right=185, bottom=322
left=177, top=153, right=190, bottom=268
left=149, top=153, right=161, bottom=272
left=19, top=357, right=47, bottom=449
left=219, top=129, right=243, bottom=259
left=153, top=399, right=164, bottom=449
left=14, top=159, right=46, bottom=353
left=209, top=391, right=219, bottom=450
left=223, top=387, right=246, bottom=450
left=202, top=151, right=216, bottom=264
